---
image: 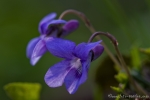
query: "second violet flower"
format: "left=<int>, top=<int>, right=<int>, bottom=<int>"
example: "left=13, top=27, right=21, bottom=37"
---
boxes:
left=26, top=12, right=79, bottom=65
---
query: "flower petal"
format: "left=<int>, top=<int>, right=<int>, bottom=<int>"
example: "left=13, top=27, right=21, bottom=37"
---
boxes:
left=40, top=20, right=66, bottom=35
left=92, top=44, right=104, bottom=61
left=48, top=20, right=66, bottom=25
left=60, top=20, right=79, bottom=38
left=45, top=38, right=76, bottom=59
left=26, top=37, right=40, bottom=58
left=44, top=60, right=70, bottom=87
left=64, top=68, right=81, bottom=94
left=79, top=52, right=92, bottom=85
left=74, top=40, right=103, bottom=61
left=39, top=13, right=56, bottom=25
left=44, top=20, right=67, bottom=37
left=31, top=39, right=47, bottom=65
left=64, top=53, right=92, bottom=94
left=38, top=13, right=57, bottom=34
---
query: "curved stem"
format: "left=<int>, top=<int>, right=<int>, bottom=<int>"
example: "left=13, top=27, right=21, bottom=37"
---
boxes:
left=88, top=32, right=148, bottom=95
left=59, top=9, right=121, bottom=68
left=59, top=9, right=95, bottom=32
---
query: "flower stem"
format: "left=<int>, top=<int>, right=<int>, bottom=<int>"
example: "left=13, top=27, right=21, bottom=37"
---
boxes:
left=59, top=9, right=121, bottom=68
left=88, top=31, right=148, bottom=95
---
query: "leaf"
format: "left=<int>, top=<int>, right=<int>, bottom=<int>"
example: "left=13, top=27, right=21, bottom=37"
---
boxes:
left=130, top=46, right=141, bottom=71
left=4, top=82, right=41, bottom=100
left=140, top=48, right=150, bottom=56
left=115, top=72, right=128, bottom=83
left=115, top=94, right=121, bottom=100
left=110, top=86, right=123, bottom=93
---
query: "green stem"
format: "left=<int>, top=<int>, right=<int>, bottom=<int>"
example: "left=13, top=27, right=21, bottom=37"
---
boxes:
left=59, top=9, right=121, bottom=68
left=88, top=31, right=148, bottom=95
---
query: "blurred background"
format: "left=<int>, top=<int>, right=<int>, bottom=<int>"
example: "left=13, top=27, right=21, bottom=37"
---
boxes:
left=1, top=0, right=150, bottom=100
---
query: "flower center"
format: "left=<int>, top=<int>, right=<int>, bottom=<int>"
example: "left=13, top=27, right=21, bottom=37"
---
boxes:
left=71, top=58, right=81, bottom=68
left=70, top=58, right=82, bottom=76
left=46, top=25, right=58, bottom=37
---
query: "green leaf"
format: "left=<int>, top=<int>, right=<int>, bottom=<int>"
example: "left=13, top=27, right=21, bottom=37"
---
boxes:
left=111, top=84, right=126, bottom=100
left=115, top=72, right=128, bottom=83
left=130, top=46, right=141, bottom=71
left=4, top=82, right=41, bottom=100
left=114, top=65, right=121, bottom=72
left=140, top=48, right=150, bottom=56
left=110, top=86, right=123, bottom=93
left=115, top=94, right=121, bottom=100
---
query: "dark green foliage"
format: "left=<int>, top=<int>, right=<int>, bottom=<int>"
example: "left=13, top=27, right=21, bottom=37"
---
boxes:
left=95, top=55, right=131, bottom=99
left=96, top=47, right=150, bottom=99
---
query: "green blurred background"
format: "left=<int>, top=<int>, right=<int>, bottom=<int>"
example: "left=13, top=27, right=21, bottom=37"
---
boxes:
left=1, top=0, right=150, bottom=100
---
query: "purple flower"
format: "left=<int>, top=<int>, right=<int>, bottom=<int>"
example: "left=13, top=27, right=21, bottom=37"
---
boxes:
left=26, top=13, right=79, bottom=65
left=44, top=37, right=104, bottom=94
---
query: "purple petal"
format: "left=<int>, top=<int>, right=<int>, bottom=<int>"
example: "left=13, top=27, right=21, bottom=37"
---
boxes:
left=31, top=39, right=47, bottom=65
left=44, top=60, right=70, bottom=87
left=60, top=20, right=79, bottom=38
left=39, top=13, right=57, bottom=34
left=64, top=68, right=81, bottom=94
left=40, top=20, right=66, bottom=35
left=78, top=52, right=92, bottom=85
left=74, top=40, right=103, bottom=61
left=26, top=37, right=40, bottom=58
left=39, top=13, right=56, bottom=25
left=45, top=37, right=76, bottom=59
left=48, top=20, right=66, bottom=25
left=64, top=55, right=91, bottom=94
left=92, top=44, right=104, bottom=61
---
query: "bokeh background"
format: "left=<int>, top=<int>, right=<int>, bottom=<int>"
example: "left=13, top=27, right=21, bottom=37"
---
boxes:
left=1, top=0, right=150, bottom=100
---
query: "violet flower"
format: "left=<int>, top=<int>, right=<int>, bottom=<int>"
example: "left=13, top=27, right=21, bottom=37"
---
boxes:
left=44, top=37, right=104, bottom=94
left=26, top=13, right=79, bottom=65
